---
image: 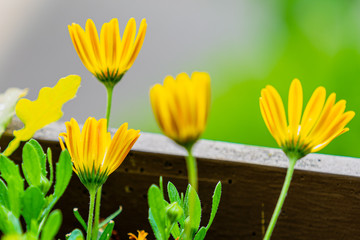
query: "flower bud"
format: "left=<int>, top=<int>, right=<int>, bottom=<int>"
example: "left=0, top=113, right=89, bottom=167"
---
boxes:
left=166, top=202, right=183, bottom=223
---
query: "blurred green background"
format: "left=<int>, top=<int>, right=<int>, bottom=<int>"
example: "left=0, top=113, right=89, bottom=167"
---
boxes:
left=134, top=0, right=360, bottom=158
left=1, top=0, right=359, bottom=157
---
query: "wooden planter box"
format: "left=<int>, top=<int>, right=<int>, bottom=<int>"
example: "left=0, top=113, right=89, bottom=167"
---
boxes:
left=1, top=119, right=360, bottom=240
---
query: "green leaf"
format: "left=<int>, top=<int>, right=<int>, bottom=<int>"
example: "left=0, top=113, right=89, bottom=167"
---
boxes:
left=66, top=229, right=85, bottom=240
left=0, top=179, right=10, bottom=209
left=205, top=181, right=222, bottom=232
left=170, top=222, right=181, bottom=240
left=73, top=208, right=87, bottom=231
left=0, top=155, right=24, bottom=218
left=0, top=88, right=27, bottom=137
left=194, top=227, right=207, bottom=240
left=167, top=182, right=185, bottom=228
left=41, top=210, right=62, bottom=240
left=184, top=184, right=201, bottom=234
left=21, top=186, right=45, bottom=227
left=47, top=148, right=54, bottom=187
left=7, top=176, right=23, bottom=218
left=54, top=150, right=72, bottom=199
left=148, top=185, right=166, bottom=240
left=99, top=206, right=122, bottom=229
left=149, top=209, right=162, bottom=240
left=0, top=205, right=22, bottom=234
left=99, top=220, right=114, bottom=240
left=22, top=140, right=49, bottom=192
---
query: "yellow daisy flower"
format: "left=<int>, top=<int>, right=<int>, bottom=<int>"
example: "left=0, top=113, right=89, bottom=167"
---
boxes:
left=68, top=18, right=147, bottom=87
left=260, top=78, right=355, bottom=160
left=59, top=117, right=140, bottom=191
left=128, top=230, right=148, bottom=240
left=150, top=72, right=211, bottom=149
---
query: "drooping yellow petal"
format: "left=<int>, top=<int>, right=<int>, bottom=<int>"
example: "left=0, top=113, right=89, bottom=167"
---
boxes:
left=3, top=75, right=81, bottom=156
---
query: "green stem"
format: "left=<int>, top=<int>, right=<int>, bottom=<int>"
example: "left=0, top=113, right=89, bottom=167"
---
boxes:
left=185, top=148, right=198, bottom=191
left=92, top=187, right=102, bottom=240
left=92, top=85, right=114, bottom=239
left=105, top=85, right=114, bottom=129
left=184, top=148, right=198, bottom=240
left=87, top=190, right=96, bottom=240
left=263, top=157, right=297, bottom=240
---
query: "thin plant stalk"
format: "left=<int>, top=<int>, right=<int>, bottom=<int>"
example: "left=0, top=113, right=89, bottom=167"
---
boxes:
left=93, top=85, right=114, bottom=240
left=184, top=147, right=198, bottom=240
left=263, top=157, right=297, bottom=240
left=87, top=190, right=96, bottom=240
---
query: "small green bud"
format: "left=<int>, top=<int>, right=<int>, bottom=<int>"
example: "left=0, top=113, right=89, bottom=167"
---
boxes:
left=166, top=202, right=183, bottom=223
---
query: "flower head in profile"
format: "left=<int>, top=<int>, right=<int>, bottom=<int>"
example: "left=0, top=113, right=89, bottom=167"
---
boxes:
left=59, top=117, right=140, bottom=191
left=260, top=78, right=355, bottom=160
left=150, top=72, right=211, bottom=149
left=128, top=230, right=148, bottom=240
left=68, top=18, right=147, bottom=88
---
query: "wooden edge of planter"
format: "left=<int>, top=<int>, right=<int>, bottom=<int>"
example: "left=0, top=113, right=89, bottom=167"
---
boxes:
left=2, top=118, right=360, bottom=240
left=4, top=118, right=360, bottom=178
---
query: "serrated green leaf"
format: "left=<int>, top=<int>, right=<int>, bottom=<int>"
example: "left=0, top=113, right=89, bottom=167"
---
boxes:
left=184, top=185, right=201, bottom=233
left=3, top=75, right=81, bottom=157
left=99, top=220, right=114, bottom=240
left=40, top=210, right=62, bottom=240
left=54, top=150, right=72, bottom=199
left=22, top=186, right=45, bottom=227
left=0, top=179, right=9, bottom=209
left=66, top=229, right=85, bottom=240
left=194, top=227, right=207, bottom=240
left=22, top=140, right=49, bottom=193
left=205, top=181, right=222, bottom=232
left=148, top=185, right=166, bottom=240
left=0, top=88, right=27, bottom=137
left=0, top=154, right=23, bottom=188
left=167, top=182, right=185, bottom=229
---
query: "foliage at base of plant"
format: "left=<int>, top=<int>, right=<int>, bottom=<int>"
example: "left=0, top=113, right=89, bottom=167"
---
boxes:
left=148, top=178, right=222, bottom=240
left=0, top=139, right=72, bottom=239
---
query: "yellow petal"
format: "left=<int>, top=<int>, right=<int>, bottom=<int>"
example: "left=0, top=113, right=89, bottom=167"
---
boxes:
left=300, top=86, right=326, bottom=137
left=288, top=79, right=302, bottom=141
left=3, top=75, right=81, bottom=156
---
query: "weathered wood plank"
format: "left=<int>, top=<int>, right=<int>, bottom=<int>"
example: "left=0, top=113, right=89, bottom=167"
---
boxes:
left=1, top=119, right=360, bottom=240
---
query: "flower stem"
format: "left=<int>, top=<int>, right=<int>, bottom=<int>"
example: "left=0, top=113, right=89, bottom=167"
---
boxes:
left=185, top=148, right=198, bottom=191
left=87, top=190, right=96, bottom=240
left=92, top=187, right=102, bottom=240
left=92, top=85, right=114, bottom=240
left=184, top=148, right=198, bottom=240
left=263, top=157, right=297, bottom=240
left=105, top=85, right=114, bottom=129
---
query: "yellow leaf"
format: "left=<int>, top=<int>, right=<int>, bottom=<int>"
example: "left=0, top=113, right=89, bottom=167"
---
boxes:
left=3, top=75, right=81, bottom=156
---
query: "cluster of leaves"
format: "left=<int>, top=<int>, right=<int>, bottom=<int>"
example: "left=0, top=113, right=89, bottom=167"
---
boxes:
left=66, top=207, right=122, bottom=240
left=148, top=178, right=221, bottom=240
left=0, top=139, right=72, bottom=239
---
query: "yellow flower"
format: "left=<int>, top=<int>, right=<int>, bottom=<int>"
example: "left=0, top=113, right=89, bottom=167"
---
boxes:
left=128, top=230, right=148, bottom=240
left=260, top=78, right=355, bottom=159
left=59, top=117, right=140, bottom=190
left=68, top=18, right=147, bottom=87
left=150, top=72, right=211, bottom=149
